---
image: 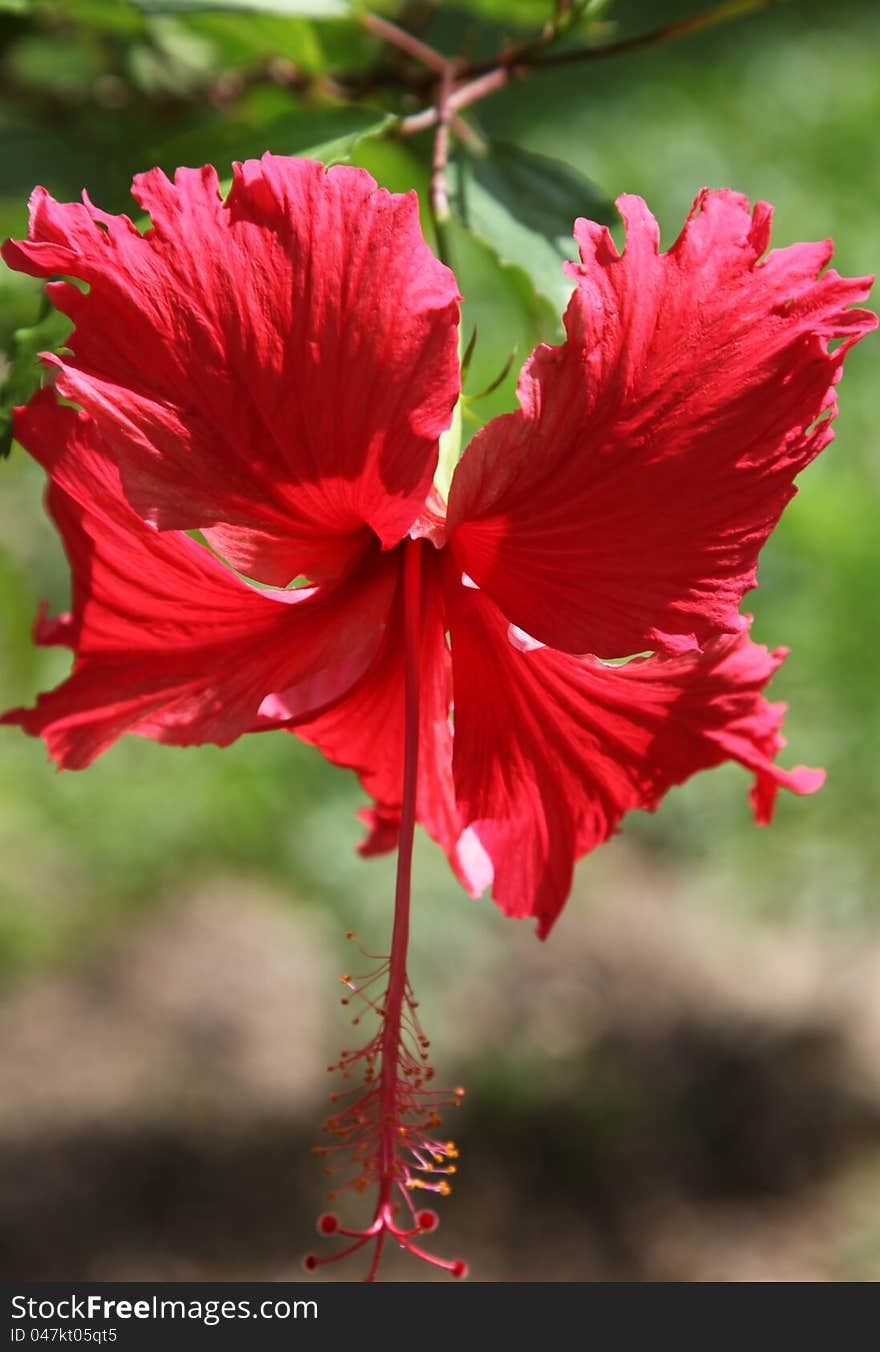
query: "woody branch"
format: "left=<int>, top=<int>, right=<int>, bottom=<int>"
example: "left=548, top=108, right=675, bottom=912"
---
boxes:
left=356, top=0, right=787, bottom=248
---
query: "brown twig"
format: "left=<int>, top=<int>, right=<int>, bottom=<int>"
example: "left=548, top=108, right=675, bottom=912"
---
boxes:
left=354, top=0, right=786, bottom=96
left=357, top=11, right=463, bottom=263
left=429, top=65, right=457, bottom=266
left=400, top=66, right=514, bottom=136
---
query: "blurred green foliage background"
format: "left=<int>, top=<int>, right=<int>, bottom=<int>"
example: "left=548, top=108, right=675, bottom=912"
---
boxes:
left=2, top=0, right=878, bottom=965
left=0, top=0, right=878, bottom=1282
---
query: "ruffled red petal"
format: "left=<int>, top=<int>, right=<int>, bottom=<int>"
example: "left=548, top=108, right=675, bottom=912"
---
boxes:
left=286, top=551, right=490, bottom=898
left=448, top=578, right=823, bottom=937
left=1, top=156, right=459, bottom=585
left=447, top=190, right=876, bottom=657
left=2, top=392, right=396, bottom=769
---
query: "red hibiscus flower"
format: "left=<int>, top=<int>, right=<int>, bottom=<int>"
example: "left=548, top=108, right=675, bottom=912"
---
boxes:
left=2, top=157, right=874, bottom=1278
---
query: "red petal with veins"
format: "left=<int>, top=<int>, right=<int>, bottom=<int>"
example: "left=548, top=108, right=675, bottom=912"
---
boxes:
left=2, top=393, right=396, bottom=769
left=448, top=580, right=823, bottom=937
left=283, top=551, right=490, bottom=898
left=448, top=190, right=876, bottom=657
left=1, top=156, right=459, bottom=585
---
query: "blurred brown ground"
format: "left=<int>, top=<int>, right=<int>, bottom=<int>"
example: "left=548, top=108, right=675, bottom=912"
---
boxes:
left=2, top=851, right=879, bottom=1283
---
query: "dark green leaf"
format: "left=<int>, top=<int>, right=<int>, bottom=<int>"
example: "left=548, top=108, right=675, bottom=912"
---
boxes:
left=443, top=215, right=558, bottom=444
left=0, top=306, right=71, bottom=459
left=453, top=138, right=614, bottom=314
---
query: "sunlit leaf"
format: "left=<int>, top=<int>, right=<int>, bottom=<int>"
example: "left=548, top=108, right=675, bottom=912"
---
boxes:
left=435, top=390, right=462, bottom=502
left=0, top=306, right=71, bottom=460
left=134, top=0, right=351, bottom=16
left=176, top=12, right=324, bottom=69
left=445, top=216, right=557, bottom=439
left=152, top=105, right=394, bottom=182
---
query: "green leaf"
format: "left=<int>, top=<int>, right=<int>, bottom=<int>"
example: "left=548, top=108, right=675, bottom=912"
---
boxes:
left=299, top=109, right=396, bottom=166
left=0, top=306, right=71, bottom=460
left=444, top=216, right=558, bottom=445
left=453, top=139, right=614, bottom=315
left=446, top=0, right=561, bottom=27
left=127, top=17, right=216, bottom=95
left=463, top=0, right=612, bottom=23
left=435, top=386, right=462, bottom=502
left=133, top=0, right=351, bottom=16
left=152, top=105, right=395, bottom=177
left=350, top=136, right=559, bottom=452
left=7, top=33, right=105, bottom=99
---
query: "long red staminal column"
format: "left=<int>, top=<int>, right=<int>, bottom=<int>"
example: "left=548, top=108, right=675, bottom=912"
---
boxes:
left=380, top=533, right=424, bottom=1201
left=305, top=540, right=468, bottom=1282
